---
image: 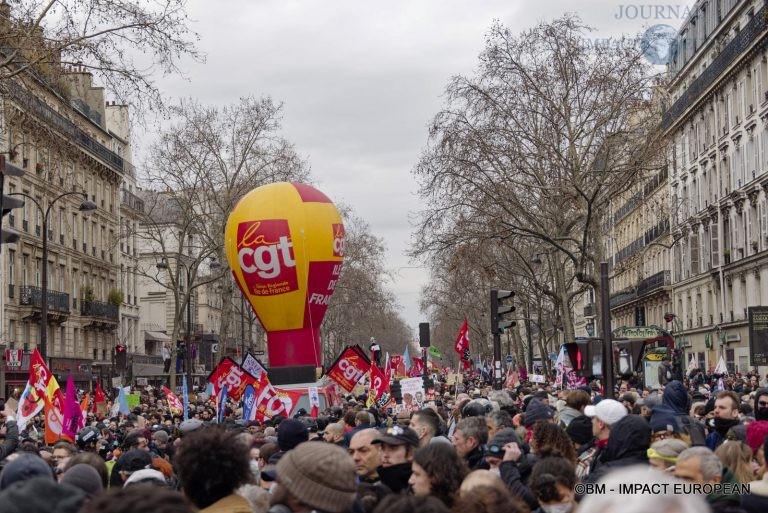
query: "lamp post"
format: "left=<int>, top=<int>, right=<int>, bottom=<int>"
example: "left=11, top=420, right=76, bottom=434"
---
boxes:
left=156, top=258, right=194, bottom=387
left=10, top=192, right=96, bottom=364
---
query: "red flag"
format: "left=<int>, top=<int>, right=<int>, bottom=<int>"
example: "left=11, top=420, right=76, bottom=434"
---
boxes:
left=454, top=320, right=472, bottom=371
left=162, top=386, right=184, bottom=415
left=326, top=346, right=371, bottom=392
left=389, top=355, right=405, bottom=378
left=410, top=357, right=424, bottom=377
left=93, top=383, right=107, bottom=416
left=366, top=365, right=391, bottom=408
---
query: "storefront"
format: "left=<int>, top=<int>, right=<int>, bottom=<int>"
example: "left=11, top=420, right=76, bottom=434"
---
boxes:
left=48, top=357, right=95, bottom=391
left=2, top=348, right=30, bottom=399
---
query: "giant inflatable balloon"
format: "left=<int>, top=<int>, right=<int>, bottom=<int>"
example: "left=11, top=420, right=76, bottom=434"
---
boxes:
left=224, top=182, right=345, bottom=368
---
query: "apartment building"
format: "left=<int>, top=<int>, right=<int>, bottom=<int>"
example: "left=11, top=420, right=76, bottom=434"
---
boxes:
left=665, top=0, right=768, bottom=373
left=0, top=68, right=128, bottom=393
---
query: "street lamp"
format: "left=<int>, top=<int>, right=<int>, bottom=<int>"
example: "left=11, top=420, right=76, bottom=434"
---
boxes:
left=10, top=191, right=96, bottom=364
left=156, top=257, right=195, bottom=387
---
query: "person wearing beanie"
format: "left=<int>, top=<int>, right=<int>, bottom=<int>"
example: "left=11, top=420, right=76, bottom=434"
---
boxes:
left=649, top=407, right=684, bottom=442
left=270, top=442, right=357, bottom=513
left=565, top=415, right=594, bottom=451
left=268, top=419, right=310, bottom=464
left=647, top=438, right=689, bottom=471
left=0, top=477, right=86, bottom=513
left=746, top=420, right=768, bottom=454
left=60, top=464, right=103, bottom=498
left=522, top=399, right=555, bottom=443
left=0, top=453, right=54, bottom=490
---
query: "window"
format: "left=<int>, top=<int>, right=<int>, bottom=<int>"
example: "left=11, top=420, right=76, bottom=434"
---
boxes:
left=8, top=250, right=14, bottom=288
left=35, top=258, right=40, bottom=287
left=21, top=254, right=28, bottom=287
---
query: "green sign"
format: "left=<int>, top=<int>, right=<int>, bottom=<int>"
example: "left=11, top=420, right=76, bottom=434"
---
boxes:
left=428, top=346, right=442, bottom=359
left=126, top=393, right=140, bottom=410
left=612, top=325, right=667, bottom=339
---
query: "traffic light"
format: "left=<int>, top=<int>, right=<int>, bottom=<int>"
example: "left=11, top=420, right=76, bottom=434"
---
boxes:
left=390, top=379, right=402, bottom=404
left=0, top=155, right=24, bottom=244
left=491, top=289, right=517, bottom=334
left=115, top=344, right=127, bottom=371
left=418, top=322, right=431, bottom=348
left=564, top=338, right=603, bottom=378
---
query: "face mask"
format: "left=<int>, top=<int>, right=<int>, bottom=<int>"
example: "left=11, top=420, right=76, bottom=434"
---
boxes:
left=250, top=460, right=260, bottom=479
left=540, top=502, right=573, bottom=513
left=756, top=407, right=768, bottom=421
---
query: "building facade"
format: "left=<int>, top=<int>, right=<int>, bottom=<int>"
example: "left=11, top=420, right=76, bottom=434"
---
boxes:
left=665, top=0, right=768, bottom=373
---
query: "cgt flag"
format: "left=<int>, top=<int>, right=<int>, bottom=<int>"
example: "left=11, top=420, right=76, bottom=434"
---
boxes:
left=454, top=319, right=472, bottom=371
left=162, top=386, right=184, bottom=416
left=366, top=364, right=391, bottom=408
left=326, top=345, right=371, bottom=392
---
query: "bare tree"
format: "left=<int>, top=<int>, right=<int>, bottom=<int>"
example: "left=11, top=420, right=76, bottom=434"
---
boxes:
left=136, top=96, right=310, bottom=388
left=322, top=209, right=411, bottom=364
left=0, top=0, right=201, bottom=114
left=413, top=15, right=665, bottom=338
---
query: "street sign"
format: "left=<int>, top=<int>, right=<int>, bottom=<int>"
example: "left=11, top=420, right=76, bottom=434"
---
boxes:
left=211, top=343, right=219, bottom=354
left=254, top=350, right=265, bottom=356
left=505, top=355, right=513, bottom=364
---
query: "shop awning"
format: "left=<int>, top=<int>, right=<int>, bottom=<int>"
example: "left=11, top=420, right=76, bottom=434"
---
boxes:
left=145, top=331, right=171, bottom=341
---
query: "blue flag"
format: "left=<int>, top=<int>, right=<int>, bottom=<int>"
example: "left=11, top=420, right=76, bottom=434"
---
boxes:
left=182, top=375, right=189, bottom=421
left=403, top=345, right=411, bottom=371
left=218, top=386, right=228, bottom=424
left=117, top=386, right=130, bottom=415
left=242, top=384, right=256, bottom=422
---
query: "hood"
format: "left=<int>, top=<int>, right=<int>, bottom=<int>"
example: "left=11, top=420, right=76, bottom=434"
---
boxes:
left=661, top=381, right=690, bottom=415
left=602, top=414, right=651, bottom=463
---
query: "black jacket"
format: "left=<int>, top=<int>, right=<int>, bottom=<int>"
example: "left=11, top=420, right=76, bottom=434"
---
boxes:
left=0, top=421, right=19, bottom=462
left=587, top=415, right=650, bottom=484
left=499, top=461, right=539, bottom=510
left=464, top=445, right=489, bottom=471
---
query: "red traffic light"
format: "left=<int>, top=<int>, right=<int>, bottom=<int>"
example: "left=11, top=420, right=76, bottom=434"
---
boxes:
left=664, top=313, right=675, bottom=323
left=115, top=344, right=126, bottom=353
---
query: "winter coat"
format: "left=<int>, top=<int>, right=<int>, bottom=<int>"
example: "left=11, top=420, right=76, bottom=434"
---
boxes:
left=660, top=381, right=706, bottom=446
left=586, top=415, right=650, bottom=484
left=499, top=461, right=539, bottom=510
left=558, top=407, right=582, bottom=428
left=200, top=494, right=253, bottom=513
left=376, top=462, right=412, bottom=494
left=708, top=468, right=748, bottom=513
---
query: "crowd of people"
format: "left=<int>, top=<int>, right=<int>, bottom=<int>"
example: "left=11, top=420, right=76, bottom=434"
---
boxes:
left=0, top=369, right=767, bottom=513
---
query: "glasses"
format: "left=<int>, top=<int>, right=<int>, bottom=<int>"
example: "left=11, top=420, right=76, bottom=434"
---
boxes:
left=651, top=431, right=673, bottom=442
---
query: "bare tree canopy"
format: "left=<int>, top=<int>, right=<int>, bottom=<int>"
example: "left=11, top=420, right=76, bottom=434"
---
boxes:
left=0, top=0, right=201, bottom=112
left=413, top=15, right=665, bottom=342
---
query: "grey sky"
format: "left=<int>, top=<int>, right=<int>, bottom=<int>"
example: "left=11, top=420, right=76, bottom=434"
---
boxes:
left=142, top=0, right=696, bottom=337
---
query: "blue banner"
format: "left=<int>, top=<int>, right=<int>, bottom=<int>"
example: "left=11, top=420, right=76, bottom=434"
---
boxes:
left=182, top=375, right=189, bottom=421
left=218, top=386, right=228, bottom=424
left=242, top=384, right=256, bottom=422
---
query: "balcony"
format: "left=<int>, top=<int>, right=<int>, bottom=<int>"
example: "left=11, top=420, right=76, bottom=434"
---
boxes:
left=120, top=188, right=145, bottom=213
left=6, top=82, right=130, bottom=176
left=636, top=270, right=671, bottom=296
left=610, top=290, right=638, bottom=309
left=18, top=286, right=71, bottom=322
left=663, top=4, right=768, bottom=130
left=80, top=300, right=119, bottom=322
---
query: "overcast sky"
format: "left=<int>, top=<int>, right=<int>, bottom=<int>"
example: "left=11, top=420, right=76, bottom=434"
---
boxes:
left=142, top=0, right=696, bottom=337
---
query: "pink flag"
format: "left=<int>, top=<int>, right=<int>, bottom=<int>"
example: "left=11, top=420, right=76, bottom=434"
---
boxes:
left=62, top=375, right=81, bottom=440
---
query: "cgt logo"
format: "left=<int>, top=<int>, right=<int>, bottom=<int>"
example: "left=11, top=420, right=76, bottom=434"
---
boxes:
left=338, top=356, right=364, bottom=384
left=237, top=219, right=298, bottom=295
left=332, top=223, right=345, bottom=257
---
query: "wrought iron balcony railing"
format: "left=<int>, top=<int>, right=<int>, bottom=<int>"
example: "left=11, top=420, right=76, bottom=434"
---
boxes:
left=19, top=286, right=71, bottom=313
left=663, top=4, right=768, bottom=130
left=81, top=300, right=119, bottom=321
left=120, top=188, right=145, bottom=213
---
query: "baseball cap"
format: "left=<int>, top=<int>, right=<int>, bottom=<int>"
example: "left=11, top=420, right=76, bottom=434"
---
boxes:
left=371, top=426, right=419, bottom=447
left=584, top=399, right=628, bottom=426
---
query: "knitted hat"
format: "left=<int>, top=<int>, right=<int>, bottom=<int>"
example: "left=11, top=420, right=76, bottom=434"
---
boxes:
left=0, top=477, right=85, bottom=513
left=277, top=419, right=309, bottom=451
left=746, top=420, right=768, bottom=452
left=275, top=442, right=357, bottom=513
left=523, top=399, right=554, bottom=427
left=0, top=454, right=54, bottom=490
left=566, top=415, right=594, bottom=445
left=60, top=464, right=103, bottom=498
left=487, top=428, right=520, bottom=457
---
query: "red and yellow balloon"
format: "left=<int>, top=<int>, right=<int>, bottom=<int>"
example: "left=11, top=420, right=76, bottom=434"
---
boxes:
left=225, top=182, right=345, bottom=368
